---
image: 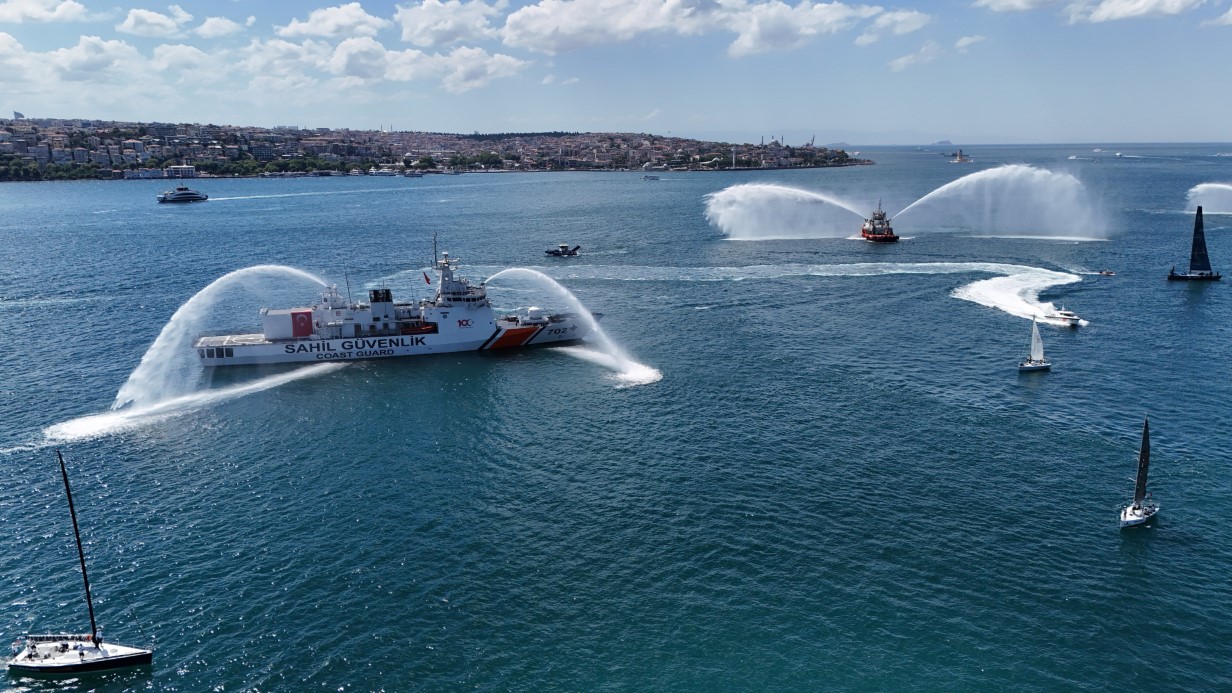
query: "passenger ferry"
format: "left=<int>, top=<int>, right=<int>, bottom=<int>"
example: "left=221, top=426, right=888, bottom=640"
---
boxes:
left=156, top=185, right=207, bottom=203
left=193, top=252, right=595, bottom=366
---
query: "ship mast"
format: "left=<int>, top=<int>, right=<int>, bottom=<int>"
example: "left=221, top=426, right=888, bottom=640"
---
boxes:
left=57, top=450, right=100, bottom=645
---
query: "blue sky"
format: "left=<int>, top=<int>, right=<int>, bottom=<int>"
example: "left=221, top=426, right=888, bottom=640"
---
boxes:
left=2, top=0, right=1231, bottom=143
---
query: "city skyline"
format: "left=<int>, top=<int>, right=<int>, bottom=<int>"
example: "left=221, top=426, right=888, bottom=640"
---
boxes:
left=3, top=0, right=1232, bottom=144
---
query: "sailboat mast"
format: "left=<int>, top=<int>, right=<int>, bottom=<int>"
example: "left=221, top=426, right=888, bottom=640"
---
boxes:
left=1133, top=419, right=1151, bottom=506
left=56, top=450, right=99, bottom=643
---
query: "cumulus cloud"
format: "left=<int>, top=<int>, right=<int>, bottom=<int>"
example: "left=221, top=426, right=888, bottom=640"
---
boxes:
left=888, top=39, right=939, bottom=71
left=501, top=0, right=885, bottom=58
left=436, top=45, right=525, bottom=92
left=1066, top=0, right=1206, bottom=22
left=972, top=0, right=1057, bottom=9
left=329, top=35, right=388, bottom=79
left=394, top=0, right=503, bottom=47
left=726, top=2, right=882, bottom=56
left=854, top=9, right=929, bottom=45
left=276, top=2, right=392, bottom=38
left=0, top=0, right=87, bottom=22
left=502, top=0, right=721, bottom=55
left=116, top=5, right=193, bottom=38
left=955, top=34, right=987, bottom=51
left=243, top=34, right=526, bottom=93
left=47, top=34, right=143, bottom=79
left=195, top=16, right=246, bottom=38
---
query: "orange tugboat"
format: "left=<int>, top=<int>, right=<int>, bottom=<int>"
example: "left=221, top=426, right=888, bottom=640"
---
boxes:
left=860, top=202, right=899, bottom=243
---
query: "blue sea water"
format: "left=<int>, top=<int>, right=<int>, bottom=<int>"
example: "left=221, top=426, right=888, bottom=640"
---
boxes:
left=1, top=144, right=1231, bottom=691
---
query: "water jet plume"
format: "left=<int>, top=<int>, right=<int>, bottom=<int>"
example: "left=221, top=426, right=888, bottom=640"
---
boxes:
left=895, top=164, right=1107, bottom=240
left=705, top=183, right=867, bottom=240
left=113, top=265, right=328, bottom=410
left=1186, top=183, right=1232, bottom=214
left=484, top=268, right=661, bottom=388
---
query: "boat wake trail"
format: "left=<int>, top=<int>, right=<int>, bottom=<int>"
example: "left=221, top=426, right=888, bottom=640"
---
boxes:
left=1186, top=183, right=1232, bottom=214
left=704, top=183, right=867, bottom=240
left=950, top=268, right=1087, bottom=326
left=484, top=268, right=662, bottom=388
left=114, top=265, right=327, bottom=410
left=46, top=364, right=345, bottom=443
left=480, top=263, right=1083, bottom=324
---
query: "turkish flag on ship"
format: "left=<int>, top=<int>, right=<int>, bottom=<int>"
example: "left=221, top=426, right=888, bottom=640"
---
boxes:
left=423, top=272, right=431, bottom=284
left=292, top=310, right=313, bottom=337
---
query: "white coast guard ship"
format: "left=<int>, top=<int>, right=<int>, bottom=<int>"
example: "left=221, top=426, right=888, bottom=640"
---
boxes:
left=193, top=252, right=594, bottom=366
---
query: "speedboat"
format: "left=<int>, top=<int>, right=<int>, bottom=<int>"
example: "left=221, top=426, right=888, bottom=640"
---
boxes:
left=1045, top=307, right=1081, bottom=327
left=156, top=185, right=207, bottom=203
left=546, top=244, right=580, bottom=257
left=1098, top=270, right=1116, bottom=276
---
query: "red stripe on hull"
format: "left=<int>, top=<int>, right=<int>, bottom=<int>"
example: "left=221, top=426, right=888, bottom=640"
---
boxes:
left=486, top=326, right=541, bottom=349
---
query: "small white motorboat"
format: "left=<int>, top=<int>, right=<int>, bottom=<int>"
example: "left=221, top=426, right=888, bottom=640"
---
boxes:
left=1046, top=307, right=1081, bottom=327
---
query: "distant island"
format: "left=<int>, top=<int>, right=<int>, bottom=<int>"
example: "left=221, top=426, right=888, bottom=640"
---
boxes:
left=0, top=116, right=871, bottom=181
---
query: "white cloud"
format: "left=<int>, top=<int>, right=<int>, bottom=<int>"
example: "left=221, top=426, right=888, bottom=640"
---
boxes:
left=502, top=0, right=721, bottom=55
left=195, top=16, right=245, bottom=38
left=955, top=34, right=987, bottom=51
left=116, top=5, right=193, bottom=38
left=643, top=107, right=661, bottom=120
left=1202, top=6, right=1232, bottom=24
left=561, top=76, right=578, bottom=84
left=888, top=39, right=939, bottom=71
left=394, top=0, right=503, bottom=47
left=502, top=0, right=885, bottom=58
left=276, top=2, right=392, bottom=38
left=726, top=2, right=881, bottom=56
left=1067, top=0, right=1206, bottom=22
left=972, top=0, right=1057, bottom=9
left=542, top=73, right=555, bottom=84
left=329, top=35, right=388, bottom=79
left=150, top=42, right=231, bottom=83
left=0, top=0, right=87, bottom=22
left=855, top=9, right=929, bottom=45
left=240, top=34, right=527, bottom=93
left=436, top=45, right=526, bottom=92
left=47, top=34, right=143, bottom=79
left=242, top=37, right=332, bottom=77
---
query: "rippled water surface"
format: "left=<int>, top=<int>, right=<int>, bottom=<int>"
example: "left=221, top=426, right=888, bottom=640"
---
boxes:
left=2, top=144, right=1231, bottom=691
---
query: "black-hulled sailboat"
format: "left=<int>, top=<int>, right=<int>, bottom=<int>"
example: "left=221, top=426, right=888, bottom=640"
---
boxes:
left=1119, top=419, right=1160, bottom=529
left=1168, top=206, right=1221, bottom=281
left=7, top=451, right=153, bottom=676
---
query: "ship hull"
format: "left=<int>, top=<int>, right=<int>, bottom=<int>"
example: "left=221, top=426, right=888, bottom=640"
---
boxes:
left=1167, top=272, right=1221, bottom=281
left=862, top=233, right=899, bottom=243
left=195, top=319, right=592, bottom=367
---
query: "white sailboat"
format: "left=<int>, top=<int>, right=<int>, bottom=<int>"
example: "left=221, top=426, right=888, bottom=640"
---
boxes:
left=7, top=451, right=153, bottom=676
left=1017, top=317, right=1051, bottom=372
left=1120, top=418, right=1160, bottom=529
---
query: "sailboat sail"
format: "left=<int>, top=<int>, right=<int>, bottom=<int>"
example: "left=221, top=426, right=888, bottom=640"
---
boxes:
left=1029, top=319, right=1045, bottom=362
left=1133, top=418, right=1151, bottom=505
left=1189, top=206, right=1213, bottom=273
